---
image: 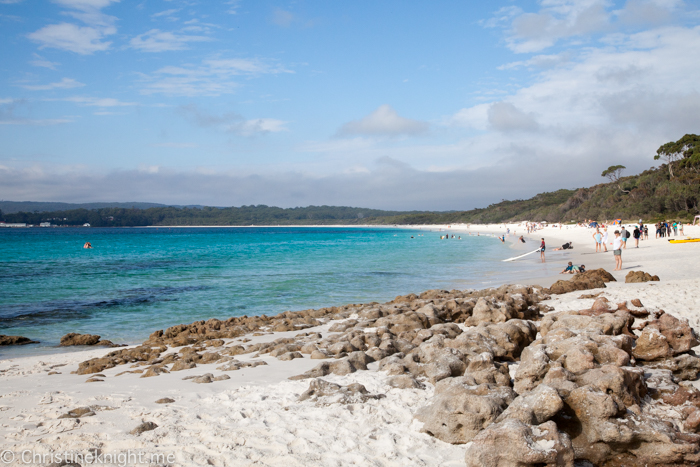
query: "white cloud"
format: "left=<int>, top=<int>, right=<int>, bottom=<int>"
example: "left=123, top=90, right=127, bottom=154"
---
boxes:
left=177, top=104, right=288, bottom=136
left=139, top=58, right=292, bottom=96
left=492, top=0, right=686, bottom=53
left=149, top=142, right=198, bottom=148
left=487, top=102, right=539, bottom=132
left=27, top=0, right=117, bottom=54
left=60, top=96, right=136, bottom=107
left=272, top=9, right=295, bottom=27
left=447, top=24, right=700, bottom=186
left=129, top=29, right=211, bottom=52
left=338, top=105, right=429, bottom=137
left=28, top=54, right=60, bottom=70
left=20, top=77, right=85, bottom=91
left=28, top=23, right=114, bottom=54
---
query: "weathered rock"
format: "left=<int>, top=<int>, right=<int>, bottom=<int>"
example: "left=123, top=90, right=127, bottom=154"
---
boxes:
left=545, top=268, right=616, bottom=295
left=0, top=335, right=39, bottom=345
left=495, top=384, right=563, bottom=425
left=298, top=378, right=384, bottom=404
left=416, top=381, right=516, bottom=444
left=464, top=419, right=574, bottom=467
left=387, top=375, right=424, bottom=389
left=140, top=366, right=169, bottom=378
left=216, top=360, right=267, bottom=371
left=277, top=351, right=303, bottom=361
left=155, top=398, right=175, bottom=404
left=170, top=360, right=197, bottom=371
left=643, top=353, right=700, bottom=381
left=58, top=407, right=95, bottom=419
left=130, top=421, right=158, bottom=435
left=633, top=326, right=673, bottom=361
left=625, top=270, right=660, bottom=283
left=60, top=333, right=103, bottom=346
left=642, top=313, right=699, bottom=356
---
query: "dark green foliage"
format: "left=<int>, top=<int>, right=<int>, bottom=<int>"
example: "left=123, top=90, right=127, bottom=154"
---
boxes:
left=655, top=134, right=700, bottom=178
left=3, top=205, right=419, bottom=227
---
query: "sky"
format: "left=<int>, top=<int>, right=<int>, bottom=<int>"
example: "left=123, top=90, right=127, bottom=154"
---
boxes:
left=1, top=0, right=699, bottom=210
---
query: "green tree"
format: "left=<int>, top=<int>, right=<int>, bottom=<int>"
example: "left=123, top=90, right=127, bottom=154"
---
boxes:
left=601, top=165, right=629, bottom=193
left=655, top=134, right=700, bottom=178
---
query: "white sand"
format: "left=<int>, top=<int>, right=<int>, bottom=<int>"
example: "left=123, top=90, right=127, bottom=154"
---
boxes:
left=1, top=222, right=699, bottom=466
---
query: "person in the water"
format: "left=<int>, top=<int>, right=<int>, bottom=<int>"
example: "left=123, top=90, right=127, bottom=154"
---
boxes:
left=83, top=242, right=92, bottom=249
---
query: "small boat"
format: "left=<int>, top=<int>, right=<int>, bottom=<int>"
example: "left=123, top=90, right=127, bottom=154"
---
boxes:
left=668, top=238, right=700, bottom=244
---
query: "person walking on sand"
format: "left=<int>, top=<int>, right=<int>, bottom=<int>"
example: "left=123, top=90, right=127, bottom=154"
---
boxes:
left=540, top=238, right=546, bottom=263
left=633, top=226, right=640, bottom=248
left=593, top=229, right=602, bottom=252
left=620, top=226, right=628, bottom=249
left=601, top=228, right=609, bottom=252
left=612, top=231, right=623, bottom=271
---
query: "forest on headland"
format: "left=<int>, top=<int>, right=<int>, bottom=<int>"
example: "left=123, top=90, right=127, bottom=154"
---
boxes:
left=2, top=134, right=698, bottom=227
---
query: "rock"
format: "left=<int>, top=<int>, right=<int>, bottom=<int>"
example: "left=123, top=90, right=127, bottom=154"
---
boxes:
left=190, top=373, right=214, bottom=384
left=130, top=421, right=158, bottom=435
left=643, top=354, right=700, bottom=381
left=170, top=360, right=197, bottom=371
left=59, top=333, right=103, bottom=346
left=631, top=298, right=644, bottom=308
left=464, top=420, right=574, bottom=467
left=216, top=360, right=267, bottom=371
left=213, top=374, right=230, bottom=381
left=58, top=407, right=95, bottom=419
left=155, top=398, right=175, bottom=404
left=633, top=326, right=673, bottom=361
left=0, top=335, right=39, bottom=345
left=625, top=270, right=660, bottom=283
left=387, top=375, right=424, bottom=389
left=310, top=350, right=329, bottom=359
left=298, top=378, right=384, bottom=404
left=647, top=313, right=699, bottom=355
left=277, top=351, right=303, bottom=361
left=84, top=377, right=103, bottom=383
left=415, top=382, right=516, bottom=444
left=545, top=268, right=616, bottom=295
left=140, top=366, right=169, bottom=378
left=495, top=384, right=563, bottom=425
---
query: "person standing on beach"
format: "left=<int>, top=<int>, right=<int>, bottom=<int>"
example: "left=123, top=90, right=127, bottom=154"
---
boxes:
left=593, top=229, right=602, bottom=252
left=540, top=238, right=546, bottom=262
left=620, top=226, right=628, bottom=249
left=633, top=226, right=640, bottom=248
left=601, top=228, right=609, bottom=252
left=613, top=231, right=623, bottom=271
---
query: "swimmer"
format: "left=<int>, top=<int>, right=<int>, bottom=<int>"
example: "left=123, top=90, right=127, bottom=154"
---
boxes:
left=83, top=242, right=93, bottom=249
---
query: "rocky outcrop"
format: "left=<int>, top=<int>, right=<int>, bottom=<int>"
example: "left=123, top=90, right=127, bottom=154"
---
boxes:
left=464, top=419, right=574, bottom=467
left=60, top=333, right=117, bottom=347
left=69, top=269, right=700, bottom=465
left=625, top=270, right=661, bottom=283
left=0, top=335, right=39, bottom=345
left=545, top=268, right=616, bottom=294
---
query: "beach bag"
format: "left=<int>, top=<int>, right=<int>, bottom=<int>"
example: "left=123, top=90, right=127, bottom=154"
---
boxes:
left=625, top=230, right=630, bottom=238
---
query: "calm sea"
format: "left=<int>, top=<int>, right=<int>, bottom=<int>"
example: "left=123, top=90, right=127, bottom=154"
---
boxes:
left=0, top=227, right=547, bottom=358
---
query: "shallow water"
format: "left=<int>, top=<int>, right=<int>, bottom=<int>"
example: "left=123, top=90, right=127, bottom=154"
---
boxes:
left=0, top=226, right=542, bottom=357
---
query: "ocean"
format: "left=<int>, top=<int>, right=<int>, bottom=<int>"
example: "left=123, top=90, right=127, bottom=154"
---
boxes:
left=0, top=226, right=544, bottom=358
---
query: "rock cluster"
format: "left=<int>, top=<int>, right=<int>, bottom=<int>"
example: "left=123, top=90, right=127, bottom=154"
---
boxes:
left=73, top=271, right=700, bottom=465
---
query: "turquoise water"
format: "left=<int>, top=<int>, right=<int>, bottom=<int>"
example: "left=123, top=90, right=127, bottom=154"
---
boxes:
left=0, top=227, right=539, bottom=358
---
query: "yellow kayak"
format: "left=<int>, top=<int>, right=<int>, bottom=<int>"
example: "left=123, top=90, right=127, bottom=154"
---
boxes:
left=669, top=238, right=700, bottom=244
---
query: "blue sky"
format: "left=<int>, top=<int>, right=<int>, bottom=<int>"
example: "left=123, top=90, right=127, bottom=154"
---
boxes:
left=1, top=0, right=699, bottom=210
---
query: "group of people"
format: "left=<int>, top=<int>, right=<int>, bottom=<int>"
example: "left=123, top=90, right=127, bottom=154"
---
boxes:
left=655, top=221, right=684, bottom=238
left=560, top=262, right=586, bottom=274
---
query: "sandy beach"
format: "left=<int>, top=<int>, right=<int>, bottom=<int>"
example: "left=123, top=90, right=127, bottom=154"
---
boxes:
left=2, top=222, right=700, bottom=466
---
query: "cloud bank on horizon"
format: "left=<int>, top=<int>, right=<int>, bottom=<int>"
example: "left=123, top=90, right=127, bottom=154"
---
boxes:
left=1, top=0, right=699, bottom=210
